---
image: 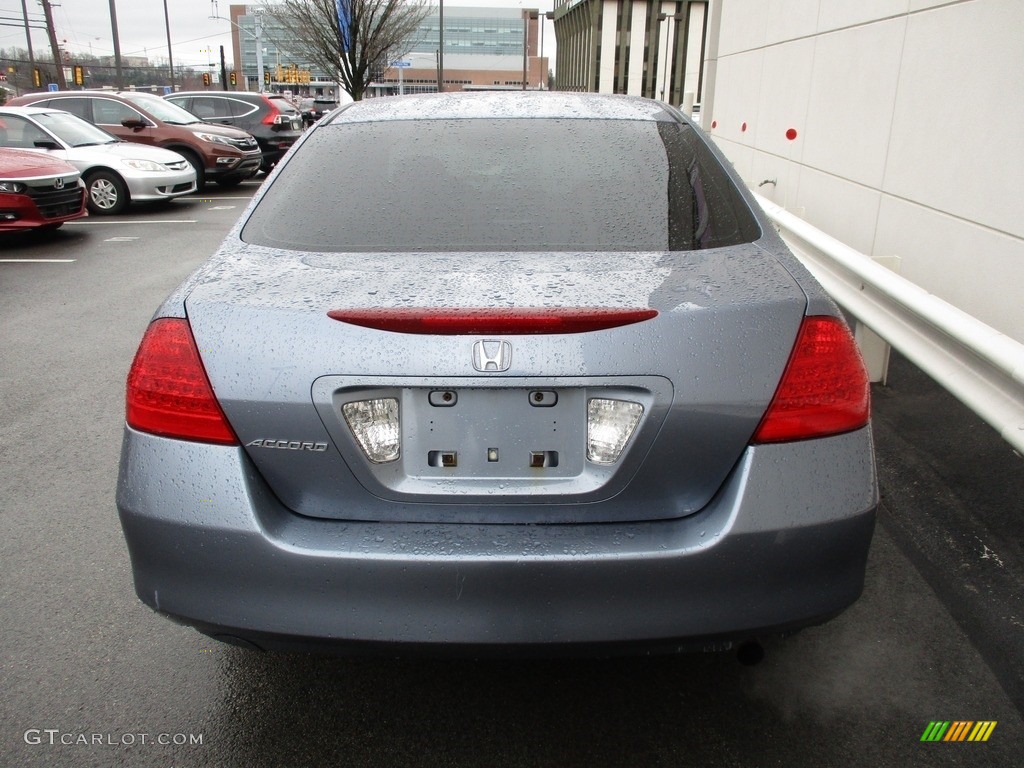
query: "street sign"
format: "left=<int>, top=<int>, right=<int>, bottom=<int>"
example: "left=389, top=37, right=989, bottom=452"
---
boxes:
left=47, top=83, right=58, bottom=92
left=392, top=61, right=412, bottom=68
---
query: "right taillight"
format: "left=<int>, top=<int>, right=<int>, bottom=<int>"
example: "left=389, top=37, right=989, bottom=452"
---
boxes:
left=261, top=96, right=282, bottom=125
left=752, top=316, right=870, bottom=443
left=125, top=318, right=237, bottom=445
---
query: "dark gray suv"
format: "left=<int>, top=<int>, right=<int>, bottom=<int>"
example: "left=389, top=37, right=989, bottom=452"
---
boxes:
left=165, top=92, right=303, bottom=173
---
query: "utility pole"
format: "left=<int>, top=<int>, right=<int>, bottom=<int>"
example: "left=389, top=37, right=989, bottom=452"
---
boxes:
left=20, top=0, right=36, bottom=69
left=163, top=0, right=176, bottom=91
left=108, top=0, right=124, bottom=89
left=220, top=45, right=228, bottom=91
left=39, top=0, right=66, bottom=89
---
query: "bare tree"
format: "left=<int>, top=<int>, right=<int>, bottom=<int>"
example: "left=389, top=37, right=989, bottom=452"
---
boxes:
left=266, top=0, right=431, bottom=101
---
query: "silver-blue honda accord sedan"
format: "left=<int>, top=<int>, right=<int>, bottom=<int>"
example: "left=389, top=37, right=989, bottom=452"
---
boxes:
left=117, top=92, right=877, bottom=655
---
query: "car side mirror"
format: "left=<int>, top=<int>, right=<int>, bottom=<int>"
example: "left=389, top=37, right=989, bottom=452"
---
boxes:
left=33, top=140, right=61, bottom=150
left=121, top=117, right=149, bottom=130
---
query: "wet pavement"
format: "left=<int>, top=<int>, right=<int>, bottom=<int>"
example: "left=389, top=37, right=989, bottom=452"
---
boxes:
left=1, top=190, right=1021, bottom=766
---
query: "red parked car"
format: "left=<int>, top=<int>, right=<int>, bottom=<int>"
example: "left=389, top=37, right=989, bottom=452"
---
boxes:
left=0, top=147, right=87, bottom=232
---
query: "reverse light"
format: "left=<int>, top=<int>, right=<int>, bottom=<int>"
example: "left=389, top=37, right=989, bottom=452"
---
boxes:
left=342, top=398, right=400, bottom=463
left=587, top=398, right=643, bottom=464
left=125, top=318, right=237, bottom=445
left=327, top=308, right=659, bottom=335
left=752, top=316, right=870, bottom=443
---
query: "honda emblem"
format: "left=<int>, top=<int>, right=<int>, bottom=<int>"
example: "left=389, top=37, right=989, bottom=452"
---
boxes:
left=472, top=340, right=512, bottom=372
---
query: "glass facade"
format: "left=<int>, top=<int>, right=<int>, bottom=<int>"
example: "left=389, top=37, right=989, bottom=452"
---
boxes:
left=234, top=6, right=528, bottom=85
left=411, top=11, right=526, bottom=57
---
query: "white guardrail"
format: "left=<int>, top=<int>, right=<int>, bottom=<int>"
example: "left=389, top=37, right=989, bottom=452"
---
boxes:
left=753, top=193, right=1024, bottom=455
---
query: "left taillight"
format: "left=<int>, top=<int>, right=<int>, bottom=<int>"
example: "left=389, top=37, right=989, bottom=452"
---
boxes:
left=752, top=315, right=870, bottom=444
left=125, top=318, right=238, bottom=445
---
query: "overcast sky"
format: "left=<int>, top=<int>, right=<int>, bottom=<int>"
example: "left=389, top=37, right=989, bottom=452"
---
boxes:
left=1, top=1, right=554, bottom=69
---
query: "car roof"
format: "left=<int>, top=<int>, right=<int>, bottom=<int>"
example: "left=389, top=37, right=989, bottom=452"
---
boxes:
left=168, top=91, right=269, bottom=99
left=0, top=105, right=54, bottom=116
left=328, top=92, right=673, bottom=125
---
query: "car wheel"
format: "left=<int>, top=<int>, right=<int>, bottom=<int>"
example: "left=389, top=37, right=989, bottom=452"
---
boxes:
left=180, top=150, right=206, bottom=190
left=215, top=176, right=245, bottom=188
left=85, top=170, right=129, bottom=215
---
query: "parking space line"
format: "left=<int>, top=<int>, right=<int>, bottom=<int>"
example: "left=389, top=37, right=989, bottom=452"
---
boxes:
left=0, top=259, right=76, bottom=263
left=176, top=196, right=252, bottom=201
left=65, top=220, right=198, bottom=225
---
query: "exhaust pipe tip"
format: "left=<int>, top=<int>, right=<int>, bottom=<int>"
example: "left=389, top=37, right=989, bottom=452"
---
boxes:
left=736, top=640, right=765, bottom=666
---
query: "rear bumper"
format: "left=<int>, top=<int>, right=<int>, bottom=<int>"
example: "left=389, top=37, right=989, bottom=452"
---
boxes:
left=116, top=427, right=877, bottom=652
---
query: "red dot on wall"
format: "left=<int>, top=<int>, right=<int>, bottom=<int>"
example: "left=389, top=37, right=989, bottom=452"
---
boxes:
left=711, top=120, right=718, bottom=129
left=741, top=122, right=747, bottom=132
left=786, top=128, right=798, bottom=141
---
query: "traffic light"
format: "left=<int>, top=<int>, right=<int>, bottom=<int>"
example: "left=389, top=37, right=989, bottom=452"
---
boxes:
left=264, top=70, right=271, bottom=86
left=73, top=65, right=84, bottom=87
left=202, top=72, right=211, bottom=87
left=32, top=67, right=42, bottom=88
left=229, top=71, right=237, bottom=87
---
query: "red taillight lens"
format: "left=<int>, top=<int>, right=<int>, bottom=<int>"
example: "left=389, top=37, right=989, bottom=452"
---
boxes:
left=752, top=316, right=870, bottom=443
left=260, top=96, right=281, bottom=125
left=125, top=318, right=237, bottom=445
left=327, top=307, right=658, bottom=334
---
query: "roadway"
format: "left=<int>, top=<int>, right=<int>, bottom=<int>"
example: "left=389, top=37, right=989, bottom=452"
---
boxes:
left=1, top=180, right=1021, bottom=767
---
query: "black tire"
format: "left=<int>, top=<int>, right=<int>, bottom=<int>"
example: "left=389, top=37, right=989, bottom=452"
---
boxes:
left=180, top=150, right=206, bottom=190
left=84, top=170, right=129, bottom=215
left=215, top=175, right=245, bottom=188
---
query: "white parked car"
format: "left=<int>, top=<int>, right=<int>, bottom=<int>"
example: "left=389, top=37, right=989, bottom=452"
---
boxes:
left=0, top=106, right=196, bottom=214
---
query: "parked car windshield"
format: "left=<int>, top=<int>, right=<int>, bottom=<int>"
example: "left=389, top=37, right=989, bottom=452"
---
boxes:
left=34, top=111, right=119, bottom=147
left=119, top=93, right=201, bottom=125
left=242, top=118, right=761, bottom=253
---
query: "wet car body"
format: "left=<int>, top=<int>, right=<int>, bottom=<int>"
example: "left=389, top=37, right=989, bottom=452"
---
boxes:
left=0, top=106, right=196, bottom=215
left=117, top=93, right=877, bottom=654
left=0, top=147, right=87, bottom=232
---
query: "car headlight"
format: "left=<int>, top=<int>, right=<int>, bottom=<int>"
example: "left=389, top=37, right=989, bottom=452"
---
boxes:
left=194, top=132, right=234, bottom=147
left=121, top=158, right=167, bottom=172
left=0, top=181, right=27, bottom=193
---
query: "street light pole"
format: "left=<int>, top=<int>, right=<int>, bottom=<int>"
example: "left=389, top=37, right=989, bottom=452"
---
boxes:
left=522, top=10, right=527, bottom=90
left=438, top=0, right=444, bottom=92
left=210, top=8, right=265, bottom=93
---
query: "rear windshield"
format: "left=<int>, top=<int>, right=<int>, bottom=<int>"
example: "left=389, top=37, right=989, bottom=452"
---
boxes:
left=242, top=118, right=761, bottom=252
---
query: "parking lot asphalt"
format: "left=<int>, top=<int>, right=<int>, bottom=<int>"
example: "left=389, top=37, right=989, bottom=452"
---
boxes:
left=1, top=186, right=1021, bottom=766
left=871, top=351, right=1024, bottom=715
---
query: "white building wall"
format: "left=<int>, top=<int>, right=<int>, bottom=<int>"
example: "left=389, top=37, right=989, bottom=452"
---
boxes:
left=628, top=3, right=649, bottom=95
left=598, top=4, right=618, bottom=92
left=706, top=0, right=1024, bottom=342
